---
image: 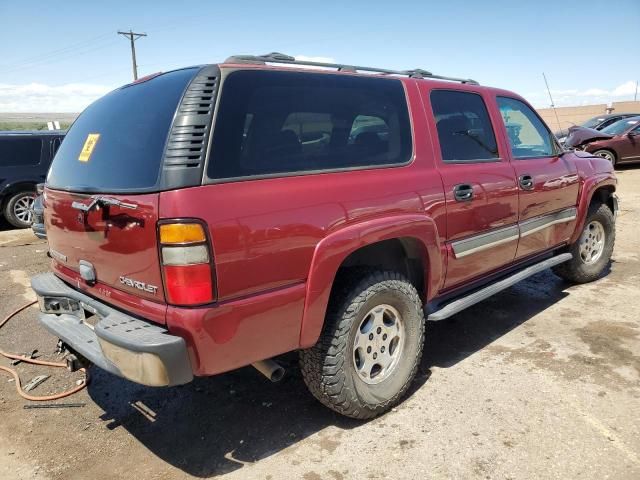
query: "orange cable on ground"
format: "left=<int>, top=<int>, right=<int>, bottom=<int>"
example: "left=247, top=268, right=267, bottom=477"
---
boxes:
left=0, top=300, right=89, bottom=401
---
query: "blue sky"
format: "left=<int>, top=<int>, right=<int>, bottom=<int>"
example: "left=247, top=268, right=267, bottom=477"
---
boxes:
left=1, top=0, right=639, bottom=112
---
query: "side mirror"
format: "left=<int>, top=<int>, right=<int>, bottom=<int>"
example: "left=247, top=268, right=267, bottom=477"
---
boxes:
left=629, top=131, right=640, bottom=137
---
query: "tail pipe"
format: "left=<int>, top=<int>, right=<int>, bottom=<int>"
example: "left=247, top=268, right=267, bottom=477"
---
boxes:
left=252, top=359, right=285, bottom=382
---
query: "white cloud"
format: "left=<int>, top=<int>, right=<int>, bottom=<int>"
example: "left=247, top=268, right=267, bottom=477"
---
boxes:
left=0, top=82, right=114, bottom=113
left=527, top=80, right=638, bottom=108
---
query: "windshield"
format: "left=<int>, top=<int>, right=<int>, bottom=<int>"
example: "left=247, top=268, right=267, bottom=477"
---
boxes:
left=581, top=117, right=606, bottom=129
left=47, top=68, right=197, bottom=193
left=601, top=118, right=640, bottom=136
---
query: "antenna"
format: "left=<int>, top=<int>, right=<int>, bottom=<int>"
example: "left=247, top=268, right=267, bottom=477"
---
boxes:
left=543, top=72, right=562, bottom=133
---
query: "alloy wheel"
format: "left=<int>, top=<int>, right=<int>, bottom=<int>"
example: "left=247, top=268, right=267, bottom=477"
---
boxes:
left=579, top=220, right=605, bottom=264
left=13, top=194, right=36, bottom=224
left=352, top=304, right=405, bottom=385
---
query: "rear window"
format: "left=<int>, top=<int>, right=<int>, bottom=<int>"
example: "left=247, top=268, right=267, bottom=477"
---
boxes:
left=47, top=68, right=197, bottom=192
left=208, top=70, right=412, bottom=179
left=0, top=138, right=42, bottom=167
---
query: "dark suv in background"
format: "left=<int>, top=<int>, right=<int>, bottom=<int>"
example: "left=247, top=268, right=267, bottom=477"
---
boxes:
left=0, top=131, right=65, bottom=228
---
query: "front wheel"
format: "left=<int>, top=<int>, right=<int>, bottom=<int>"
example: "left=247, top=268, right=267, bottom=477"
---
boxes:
left=552, top=202, right=615, bottom=283
left=592, top=149, right=617, bottom=167
left=299, top=270, right=425, bottom=419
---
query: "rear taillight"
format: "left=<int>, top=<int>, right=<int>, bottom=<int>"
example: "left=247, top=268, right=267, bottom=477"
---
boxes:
left=159, top=222, right=215, bottom=305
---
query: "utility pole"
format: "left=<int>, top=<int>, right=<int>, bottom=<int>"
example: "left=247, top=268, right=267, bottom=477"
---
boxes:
left=635, top=80, right=638, bottom=102
left=543, top=72, right=562, bottom=133
left=117, top=29, right=147, bottom=80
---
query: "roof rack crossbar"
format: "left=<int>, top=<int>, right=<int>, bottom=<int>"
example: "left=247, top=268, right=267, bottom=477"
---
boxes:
left=225, top=53, right=479, bottom=85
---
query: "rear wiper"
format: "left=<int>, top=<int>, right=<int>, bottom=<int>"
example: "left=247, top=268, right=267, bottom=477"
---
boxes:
left=71, top=196, right=138, bottom=214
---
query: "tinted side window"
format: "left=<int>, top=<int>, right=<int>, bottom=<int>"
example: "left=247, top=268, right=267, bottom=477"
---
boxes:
left=599, top=118, right=618, bottom=129
left=430, top=90, right=499, bottom=163
left=497, top=97, right=555, bottom=158
left=208, top=70, right=412, bottom=179
left=0, top=138, right=42, bottom=167
left=51, top=137, right=62, bottom=158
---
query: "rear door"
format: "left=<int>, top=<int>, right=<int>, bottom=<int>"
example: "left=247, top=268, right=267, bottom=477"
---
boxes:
left=423, top=87, right=519, bottom=289
left=43, top=68, right=201, bottom=321
left=495, top=97, right=580, bottom=259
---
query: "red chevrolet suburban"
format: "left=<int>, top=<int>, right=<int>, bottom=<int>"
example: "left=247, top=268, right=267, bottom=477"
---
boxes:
left=32, top=53, right=617, bottom=419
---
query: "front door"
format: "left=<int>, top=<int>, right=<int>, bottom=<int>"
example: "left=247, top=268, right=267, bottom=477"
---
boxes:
left=496, top=96, right=580, bottom=259
left=424, top=88, right=520, bottom=289
left=614, top=121, right=640, bottom=163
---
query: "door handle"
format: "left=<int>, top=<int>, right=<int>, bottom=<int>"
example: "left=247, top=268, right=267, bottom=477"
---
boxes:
left=519, top=174, right=534, bottom=190
left=453, top=184, right=474, bottom=202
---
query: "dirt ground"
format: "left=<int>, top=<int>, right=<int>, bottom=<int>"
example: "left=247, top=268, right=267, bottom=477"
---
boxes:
left=1, top=169, right=638, bottom=480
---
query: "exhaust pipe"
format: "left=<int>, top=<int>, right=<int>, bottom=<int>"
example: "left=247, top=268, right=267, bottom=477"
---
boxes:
left=252, top=359, right=285, bottom=382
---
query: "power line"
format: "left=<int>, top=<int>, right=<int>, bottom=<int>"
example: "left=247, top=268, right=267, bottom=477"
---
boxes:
left=117, top=30, right=147, bottom=80
left=0, top=33, right=113, bottom=71
left=1, top=40, right=120, bottom=76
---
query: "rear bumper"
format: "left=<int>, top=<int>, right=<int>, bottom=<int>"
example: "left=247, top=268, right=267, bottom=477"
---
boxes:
left=31, top=273, right=193, bottom=387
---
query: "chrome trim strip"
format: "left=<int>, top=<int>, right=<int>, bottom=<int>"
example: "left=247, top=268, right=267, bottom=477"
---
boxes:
left=519, top=207, right=577, bottom=238
left=452, top=225, right=520, bottom=259
left=450, top=207, right=578, bottom=259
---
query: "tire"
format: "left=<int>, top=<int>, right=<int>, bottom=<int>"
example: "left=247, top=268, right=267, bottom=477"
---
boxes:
left=299, top=270, right=425, bottom=419
left=3, top=190, right=36, bottom=229
left=592, top=149, right=617, bottom=167
left=552, top=202, right=615, bottom=283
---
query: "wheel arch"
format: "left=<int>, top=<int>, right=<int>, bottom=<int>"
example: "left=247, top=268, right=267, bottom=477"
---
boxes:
left=591, top=147, right=618, bottom=163
left=299, top=214, right=444, bottom=348
left=571, top=176, right=617, bottom=244
left=0, top=181, right=38, bottom=209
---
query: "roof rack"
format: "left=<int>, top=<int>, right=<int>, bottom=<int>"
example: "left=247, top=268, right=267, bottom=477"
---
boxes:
left=224, top=52, right=479, bottom=85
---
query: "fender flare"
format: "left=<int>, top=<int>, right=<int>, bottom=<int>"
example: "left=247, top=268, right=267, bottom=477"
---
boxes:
left=298, top=214, right=443, bottom=348
left=570, top=174, right=616, bottom=243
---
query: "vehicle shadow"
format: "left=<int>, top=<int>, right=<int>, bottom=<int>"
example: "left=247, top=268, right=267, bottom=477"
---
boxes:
left=88, top=269, right=570, bottom=478
left=0, top=217, right=16, bottom=232
left=420, top=269, right=569, bottom=371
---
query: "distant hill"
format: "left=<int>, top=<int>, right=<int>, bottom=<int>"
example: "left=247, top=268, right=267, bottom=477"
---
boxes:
left=0, top=112, right=78, bottom=131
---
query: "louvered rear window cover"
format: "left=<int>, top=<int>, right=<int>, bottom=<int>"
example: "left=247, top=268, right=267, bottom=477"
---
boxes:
left=162, top=65, right=220, bottom=172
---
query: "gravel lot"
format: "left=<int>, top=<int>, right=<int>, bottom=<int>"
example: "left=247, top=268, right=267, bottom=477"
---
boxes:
left=1, top=169, right=638, bottom=480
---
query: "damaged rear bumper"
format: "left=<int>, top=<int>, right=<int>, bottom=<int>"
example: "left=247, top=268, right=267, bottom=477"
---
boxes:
left=30, top=273, right=193, bottom=387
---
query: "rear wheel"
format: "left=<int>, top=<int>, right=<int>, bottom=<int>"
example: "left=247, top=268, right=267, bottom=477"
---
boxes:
left=592, top=149, right=617, bottom=167
left=299, top=270, right=425, bottom=419
left=552, top=202, right=615, bottom=283
left=4, top=190, right=36, bottom=229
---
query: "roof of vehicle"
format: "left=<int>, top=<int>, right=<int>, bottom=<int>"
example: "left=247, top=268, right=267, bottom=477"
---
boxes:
left=0, top=130, right=66, bottom=137
left=220, top=52, right=481, bottom=85
left=588, top=113, right=640, bottom=121
left=213, top=52, right=531, bottom=104
left=608, top=115, right=640, bottom=125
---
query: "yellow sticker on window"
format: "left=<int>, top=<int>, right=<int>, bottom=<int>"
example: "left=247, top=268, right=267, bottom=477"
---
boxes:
left=78, top=133, right=100, bottom=162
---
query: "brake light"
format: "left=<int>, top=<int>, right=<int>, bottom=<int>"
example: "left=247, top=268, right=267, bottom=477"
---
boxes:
left=159, top=222, right=215, bottom=305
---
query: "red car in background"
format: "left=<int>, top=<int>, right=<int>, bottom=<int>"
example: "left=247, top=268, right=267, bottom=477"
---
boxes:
left=566, top=116, right=640, bottom=166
